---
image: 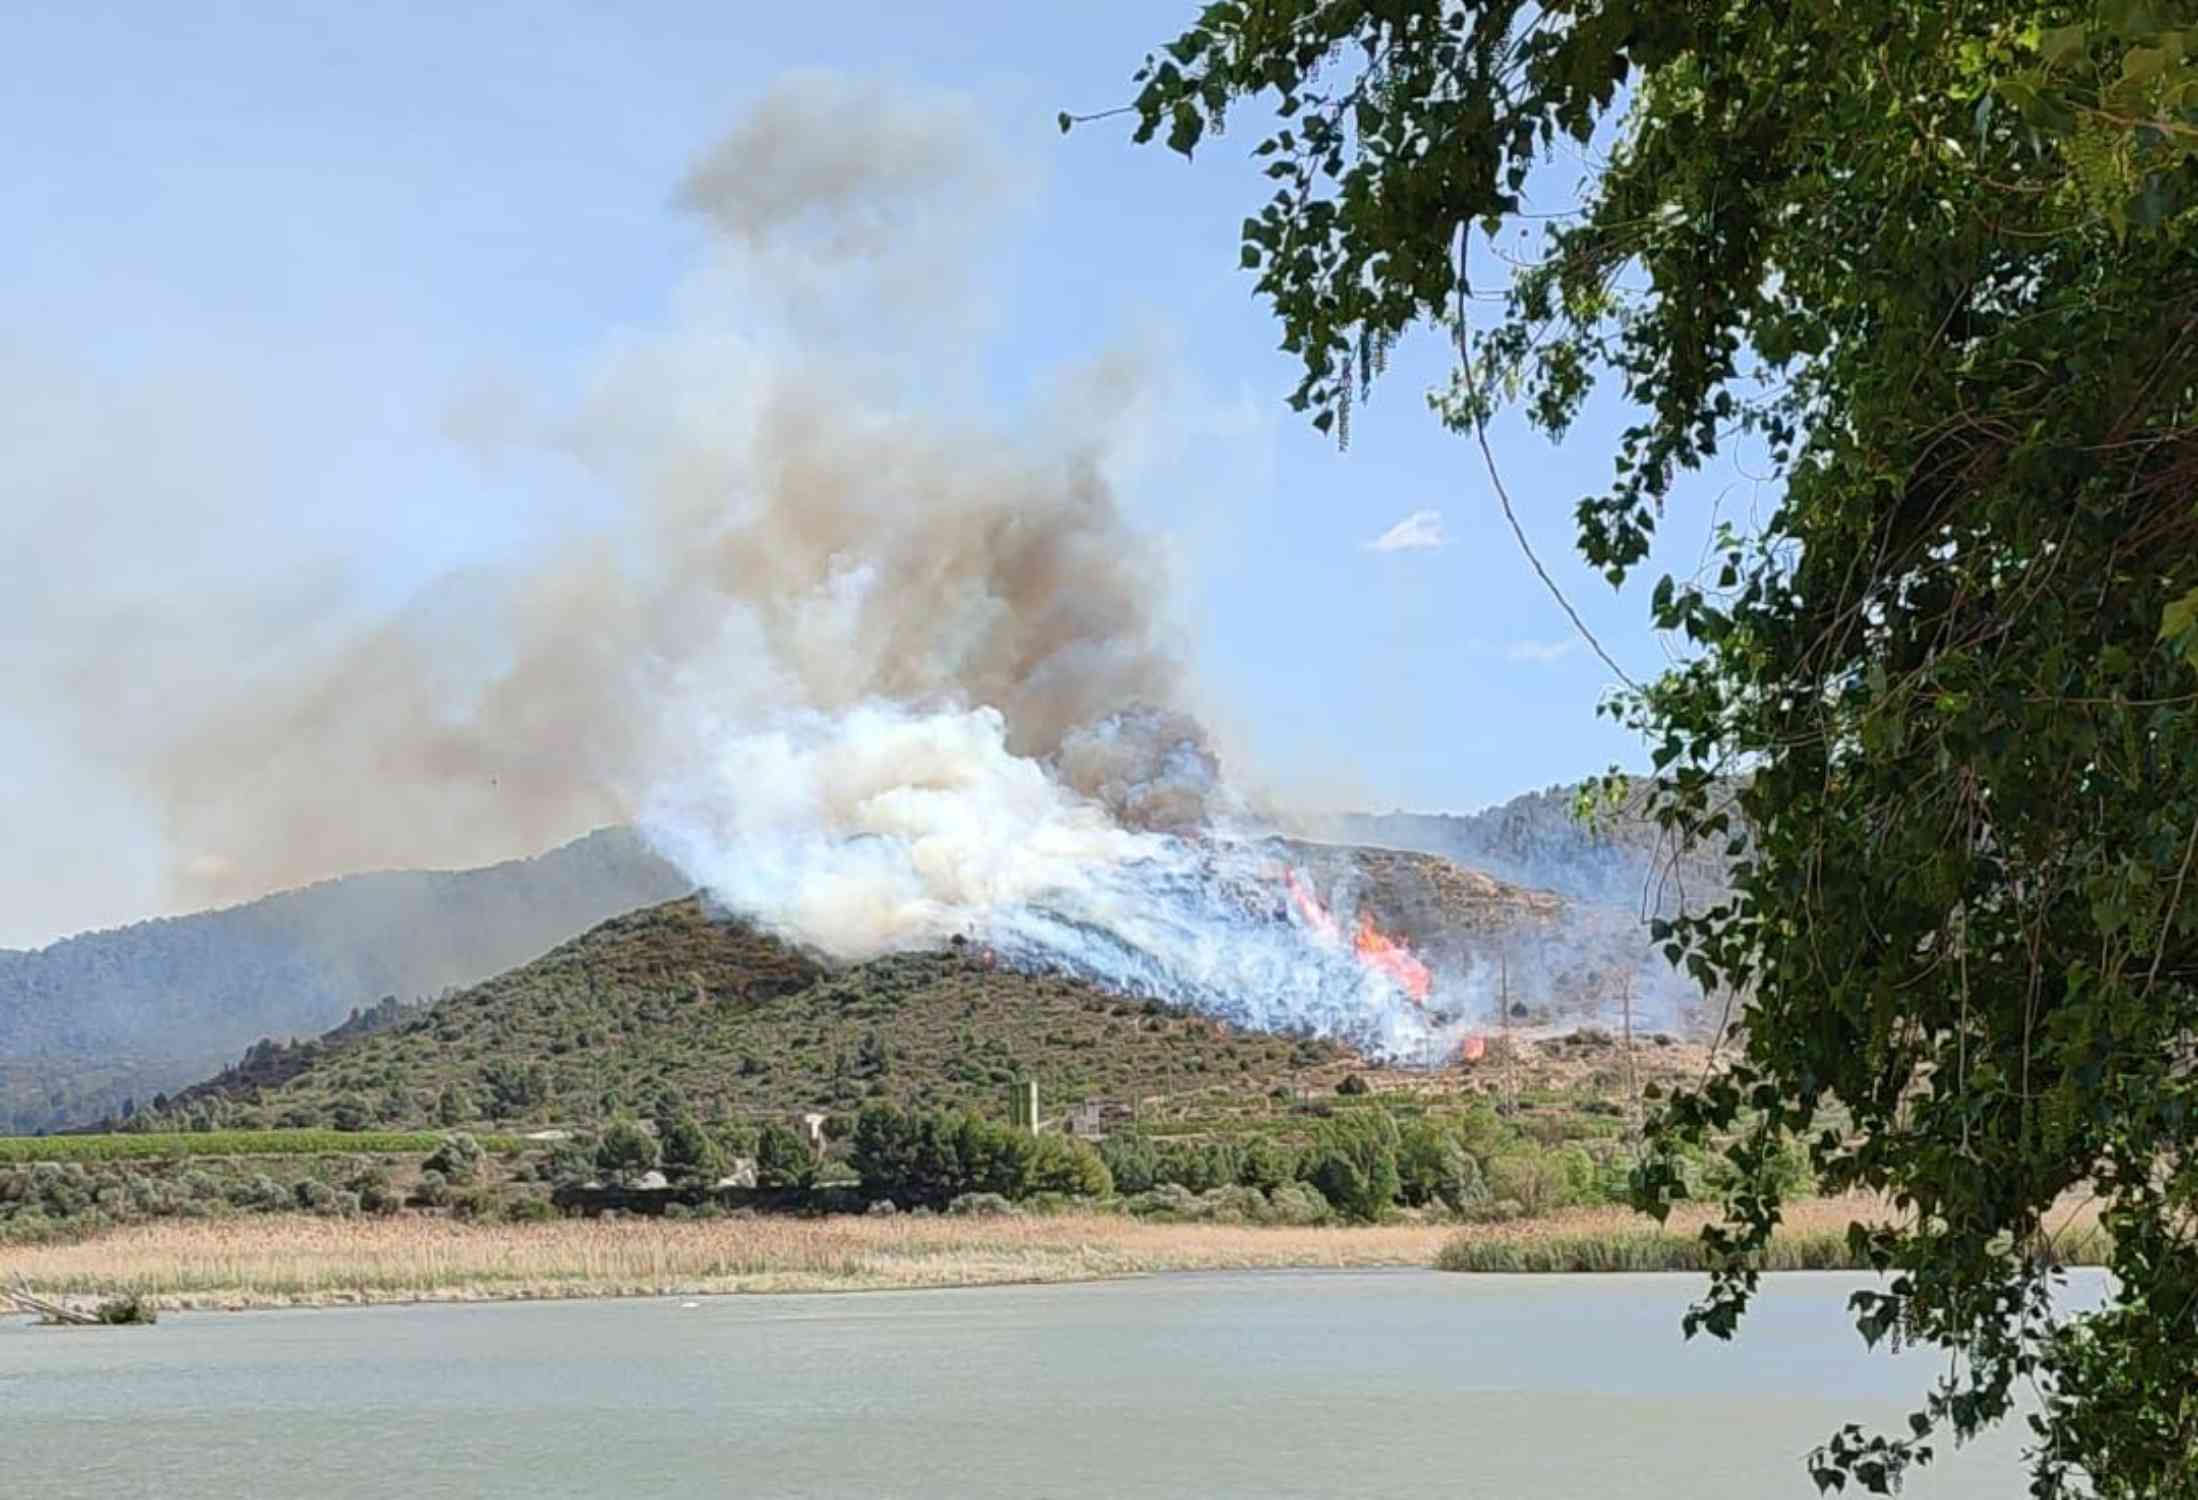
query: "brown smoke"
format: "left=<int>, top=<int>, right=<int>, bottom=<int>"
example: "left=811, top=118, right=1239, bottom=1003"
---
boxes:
left=12, top=72, right=1198, bottom=929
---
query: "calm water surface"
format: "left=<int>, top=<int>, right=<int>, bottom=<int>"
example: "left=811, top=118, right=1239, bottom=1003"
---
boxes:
left=1, top=1269, right=2089, bottom=1498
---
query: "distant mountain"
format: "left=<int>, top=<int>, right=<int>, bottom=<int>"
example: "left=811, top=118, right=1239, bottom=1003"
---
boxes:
left=3, top=781, right=1737, bottom=1136
left=1333, top=779, right=1737, bottom=919
left=0, top=828, right=690, bottom=1134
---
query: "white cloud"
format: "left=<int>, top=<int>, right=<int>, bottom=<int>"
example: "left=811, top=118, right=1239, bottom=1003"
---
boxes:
left=1504, top=637, right=1578, bottom=664
left=1362, top=507, right=1447, bottom=552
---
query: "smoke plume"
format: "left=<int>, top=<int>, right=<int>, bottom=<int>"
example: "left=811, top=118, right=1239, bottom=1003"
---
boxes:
left=6, top=70, right=1504, bottom=1058
left=8, top=72, right=1223, bottom=933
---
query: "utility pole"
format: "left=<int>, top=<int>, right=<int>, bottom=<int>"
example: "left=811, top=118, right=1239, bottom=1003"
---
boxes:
left=1500, top=947, right=1517, bottom=1112
left=1619, top=970, right=1639, bottom=1124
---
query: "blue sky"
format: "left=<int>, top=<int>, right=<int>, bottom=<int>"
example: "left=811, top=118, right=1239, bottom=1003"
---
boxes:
left=1, top=3, right=1738, bottom=946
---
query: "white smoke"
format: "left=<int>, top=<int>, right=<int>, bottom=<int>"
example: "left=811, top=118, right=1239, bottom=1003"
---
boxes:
left=12, top=67, right=1467, bottom=1054
left=639, top=701, right=1456, bottom=1060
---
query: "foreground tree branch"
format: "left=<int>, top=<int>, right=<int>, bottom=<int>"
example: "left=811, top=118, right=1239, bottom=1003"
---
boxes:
left=1084, top=2, right=2198, bottom=1493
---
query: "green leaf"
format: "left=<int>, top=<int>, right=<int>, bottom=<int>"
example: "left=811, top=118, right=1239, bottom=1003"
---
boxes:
left=2124, top=46, right=2169, bottom=82
left=2042, top=24, right=2088, bottom=67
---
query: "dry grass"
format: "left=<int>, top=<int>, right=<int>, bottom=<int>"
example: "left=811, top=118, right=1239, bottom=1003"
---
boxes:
left=1, top=1195, right=2112, bottom=1313
left=1440, top=1195, right=2113, bottom=1273
left=0, top=1214, right=1454, bottom=1310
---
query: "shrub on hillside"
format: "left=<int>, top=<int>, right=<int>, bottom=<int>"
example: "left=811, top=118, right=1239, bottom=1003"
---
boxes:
left=1027, top=1134, right=1111, bottom=1199
left=1299, top=1107, right=1403, bottom=1222
left=849, top=1103, right=1106, bottom=1207
left=1099, top=1131, right=1161, bottom=1193
left=1123, top=1181, right=1333, bottom=1225
left=1485, top=1151, right=1579, bottom=1217
left=754, top=1123, right=814, bottom=1190
left=658, top=1113, right=725, bottom=1184
left=293, top=1179, right=356, bottom=1217
left=350, top=1166, right=402, bottom=1215
left=424, top=1132, right=485, bottom=1185
left=594, top=1117, right=660, bottom=1186
left=1398, top=1119, right=1486, bottom=1211
left=1237, top=1136, right=1298, bottom=1192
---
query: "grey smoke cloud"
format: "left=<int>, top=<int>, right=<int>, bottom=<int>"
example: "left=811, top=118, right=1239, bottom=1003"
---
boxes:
left=4, top=71, right=1216, bottom=943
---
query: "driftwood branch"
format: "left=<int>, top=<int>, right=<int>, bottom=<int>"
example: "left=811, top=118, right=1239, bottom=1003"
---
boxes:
left=6, top=1279, right=98, bottom=1325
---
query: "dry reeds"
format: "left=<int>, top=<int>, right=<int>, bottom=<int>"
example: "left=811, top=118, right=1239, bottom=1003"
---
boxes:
left=0, top=1194, right=2111, bottom=1313
left=1437, top=1195, right=2112, bottom=1273
left=0, top=1213, right=1453, bottom=1310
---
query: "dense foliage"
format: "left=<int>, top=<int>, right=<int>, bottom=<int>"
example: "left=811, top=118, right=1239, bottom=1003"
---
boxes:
left=1096, top=1, right=2198, bottom=1492
left=846, top=1104, right=1113, bottom=1208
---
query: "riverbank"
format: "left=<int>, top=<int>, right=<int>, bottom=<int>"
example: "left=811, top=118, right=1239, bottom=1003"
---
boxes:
left=3, top=1194, right=2106, bottom=1311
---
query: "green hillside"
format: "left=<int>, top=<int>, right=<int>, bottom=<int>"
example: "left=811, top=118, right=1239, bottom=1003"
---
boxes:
left=162, top=898, right=1352, bottom=1134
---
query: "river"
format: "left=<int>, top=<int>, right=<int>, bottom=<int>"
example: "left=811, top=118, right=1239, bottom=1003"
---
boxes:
left=1, top=1269, right=2082, bottom=1497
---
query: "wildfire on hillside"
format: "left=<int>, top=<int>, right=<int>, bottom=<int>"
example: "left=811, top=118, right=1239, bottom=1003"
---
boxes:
left=1280, top=865, right=1433, bottom=1005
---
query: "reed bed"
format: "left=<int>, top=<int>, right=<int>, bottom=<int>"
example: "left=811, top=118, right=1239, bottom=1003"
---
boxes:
left=1437, top=1196, right=2112, bottom=1273
left=0, top=1214, right=1454, bottom=1309
left=0, top=1195, right=2111, bottom=1312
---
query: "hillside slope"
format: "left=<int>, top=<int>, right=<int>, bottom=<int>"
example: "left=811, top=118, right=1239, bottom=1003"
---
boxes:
left=0, top=828, right=689, bottom=1133
left=182, top=897, right=1354, bottom=1130
left=1334, top=778, right=1738, bottom=917
left=165, top=842, right=1580, bottom=1131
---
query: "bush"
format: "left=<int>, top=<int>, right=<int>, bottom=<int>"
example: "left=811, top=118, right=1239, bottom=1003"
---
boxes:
left=1485, top=1151, right=1578, bottom=1217
left=1123, top=1182, right=1206, bottom=1220
left=755, top=1124, right=815, bottom=1190
left=293, top=1180, right=356, bottom=1217
left=1098, top=1131, right=1161, bottom=1193
left=594, top=1117, right=659, bottom=1186
left=1123, top=1181, right=1333, bottom=1225
left=1303, top=1150, right=1370, bottom=1221
left=424, top=1132, right=485, bottom=1185
left=1300, top=1107, right=1403, bottom=1222
left=1237, top=1136, right=1298, bottom=1192
left=542, top=1136, right=597, bottom=1188
left=350, top=1167, right=402, bottom=1215
left=658, top=1114, right=725, bottom=1184
left=413, top=1169, right=452, bottom=1208
left=945, top=1192, right=1019, bottom=1217
left=849, top=1104, right=1105, bottom=1207
left=1336, top=1073, right=1372, bottom=1096
left=92, top=1293, right=158, bottom=1325
left=1397, top=1120, right=1486, bottom=1210
left=709, top=1120, right=760, bottom=1158
left=1027, top=1134, right=1112, bottom=1199
left=1264, top=1181, right=1333, bottom=1225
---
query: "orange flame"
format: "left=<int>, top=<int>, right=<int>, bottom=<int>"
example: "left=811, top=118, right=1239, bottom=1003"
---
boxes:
left=1281, top=865, right=1432, bottom=1005
left=1282, top=866, right=1341, bottom=944
left=1352, top=912, right=1433, bottom=1003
